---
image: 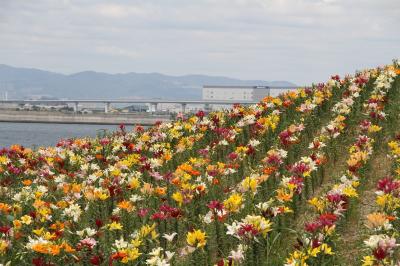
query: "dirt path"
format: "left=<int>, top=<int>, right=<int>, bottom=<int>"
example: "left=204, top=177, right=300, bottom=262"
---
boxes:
left=335, top=141, right=392, bottom=265
left=335, top=77, right=400, bottom=265
left=292, top=125, right=360, bottom=231
left=278, top=78, right=400, bottom=264
left=274, top=111, right=369, bottom=262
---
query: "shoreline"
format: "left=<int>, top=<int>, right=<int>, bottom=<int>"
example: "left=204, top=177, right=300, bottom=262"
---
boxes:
left=0, top=110, right=171, bottom=125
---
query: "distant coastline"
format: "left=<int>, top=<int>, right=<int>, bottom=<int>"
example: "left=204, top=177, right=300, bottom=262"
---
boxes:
left=0, top=110, right=171, bottom=125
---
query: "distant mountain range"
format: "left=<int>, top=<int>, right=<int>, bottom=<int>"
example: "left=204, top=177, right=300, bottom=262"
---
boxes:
left=0, top=64, right=296, bottom=100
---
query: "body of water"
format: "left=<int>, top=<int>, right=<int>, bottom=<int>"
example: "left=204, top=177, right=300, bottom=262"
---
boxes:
left=0, top=122, right=123, bottom=148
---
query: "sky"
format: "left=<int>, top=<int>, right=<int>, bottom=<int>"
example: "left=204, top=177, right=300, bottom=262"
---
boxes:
left=0, top=0, right=399, bottom=85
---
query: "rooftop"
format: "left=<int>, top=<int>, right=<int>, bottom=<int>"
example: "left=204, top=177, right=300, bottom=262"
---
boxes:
left=203, top=85, right=269, bottom=89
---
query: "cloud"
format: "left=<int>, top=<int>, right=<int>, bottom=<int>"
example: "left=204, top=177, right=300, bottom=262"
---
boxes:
left=0, top=0, right=399, bottom=84
left=95, top=46, right=140, bottom=59
left=93, top=4, right=148, bottom=18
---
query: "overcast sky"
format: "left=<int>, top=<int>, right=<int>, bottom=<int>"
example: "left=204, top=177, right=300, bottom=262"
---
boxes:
left=0, top=0, right=399, bottom=85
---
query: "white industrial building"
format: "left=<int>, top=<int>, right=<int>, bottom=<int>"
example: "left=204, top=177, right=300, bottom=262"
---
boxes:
left=202, top=85, right=270, bottom=101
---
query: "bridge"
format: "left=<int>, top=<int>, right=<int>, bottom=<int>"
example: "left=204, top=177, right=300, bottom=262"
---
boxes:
left=0, top=99, right=260, bottom=113
left=0, top=87, right=298, bottom=113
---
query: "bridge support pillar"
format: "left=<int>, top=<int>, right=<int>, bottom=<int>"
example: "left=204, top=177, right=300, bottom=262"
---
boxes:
left=181, top=103, right=187, bottom=113
left=204, top=103, right=211, bottom=111
left=150, top=103, right=158, bottom=113
left=104, top=102, right=111, bottom=113
left=73, top=102, right=79, bottom=113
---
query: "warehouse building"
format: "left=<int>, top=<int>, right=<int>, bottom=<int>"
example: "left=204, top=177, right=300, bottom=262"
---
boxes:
left=202, top=85, right=270, bottom=101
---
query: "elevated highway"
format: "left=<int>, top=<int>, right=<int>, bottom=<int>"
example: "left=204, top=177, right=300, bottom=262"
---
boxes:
left=0, top=99, right=260, bottom=113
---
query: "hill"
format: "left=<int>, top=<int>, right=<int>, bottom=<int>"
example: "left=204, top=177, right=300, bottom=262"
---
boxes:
left=0, top=64, right=296, bottom=100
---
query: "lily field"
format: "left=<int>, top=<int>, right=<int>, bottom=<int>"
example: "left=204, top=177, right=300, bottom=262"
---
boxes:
left=1, top=60, right=400, bottom=266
